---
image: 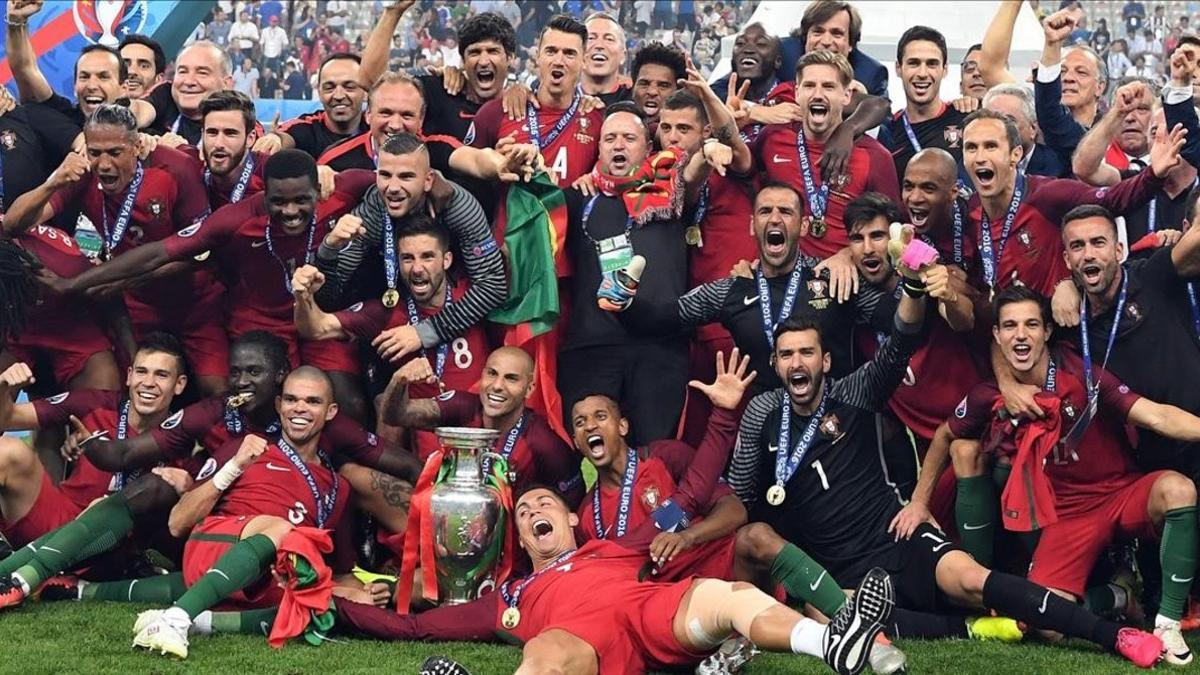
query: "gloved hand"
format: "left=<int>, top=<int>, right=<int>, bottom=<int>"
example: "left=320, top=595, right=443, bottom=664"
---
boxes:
left=887, top=222, right=939, bottom=296
left=597, top=255, right=646, bottom=312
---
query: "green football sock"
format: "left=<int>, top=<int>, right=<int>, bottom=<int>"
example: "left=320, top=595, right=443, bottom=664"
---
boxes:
left=1159, top=506, right=1197, bottom=621
left=205, top=607, right=280, bottom=635
left=81, top=572, right=187, bottom=603
left=956, top=475, right=997, bottom=566
left=0, top=533, right=52, bottom=577
left=175, top=534, right=276, bottom=619
left=12, top=493, right=134, bottom=591
left=770, top=543, right=846, bottom=617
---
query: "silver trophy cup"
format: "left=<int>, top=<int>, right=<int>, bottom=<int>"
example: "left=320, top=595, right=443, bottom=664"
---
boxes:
left=430, top=426, right=505, bottom=605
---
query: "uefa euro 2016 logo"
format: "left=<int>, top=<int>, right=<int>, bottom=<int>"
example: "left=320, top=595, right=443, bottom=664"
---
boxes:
left=72, top=0, right=148, bottom=47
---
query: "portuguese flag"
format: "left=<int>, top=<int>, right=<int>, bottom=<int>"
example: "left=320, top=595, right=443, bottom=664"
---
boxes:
left=489, top=172, right=569, bottom=442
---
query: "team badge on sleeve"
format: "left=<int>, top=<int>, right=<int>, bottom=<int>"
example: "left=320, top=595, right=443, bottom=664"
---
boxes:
left=47, top=392, right=70, bottom=405
left=463, top=122, right=476, bottom=146
left=195, top=457, right=218, bottom=481
left=955, top=396, right=968, bottom=419
left=178, top=222, right=202, bottom=238
left=160, top=410, right=185, bottom=430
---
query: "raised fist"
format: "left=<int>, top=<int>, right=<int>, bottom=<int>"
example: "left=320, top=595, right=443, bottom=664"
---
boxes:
left=291, top=264, right=325, bottom=297
left=325, top=213, right=365, bottom=249
left=235, top=434, right=269, bottom=469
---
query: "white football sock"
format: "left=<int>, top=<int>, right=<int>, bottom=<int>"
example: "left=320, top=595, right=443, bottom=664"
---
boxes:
left=789, top=618, right=826, bottom=657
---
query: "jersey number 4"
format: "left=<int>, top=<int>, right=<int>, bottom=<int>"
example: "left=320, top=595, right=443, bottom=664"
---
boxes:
left=548, top=147, right=568, bottom=183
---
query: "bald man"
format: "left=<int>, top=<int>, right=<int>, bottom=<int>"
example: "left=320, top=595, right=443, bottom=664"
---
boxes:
left=382, top=346, right=585, bottom=506
left=134, top=366, right=363, bottom=660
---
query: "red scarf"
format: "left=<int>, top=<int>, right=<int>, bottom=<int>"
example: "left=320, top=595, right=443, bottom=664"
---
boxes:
left=589, top=147, right=685, bottom=226
left=996, top=394, right=1063, bottom=532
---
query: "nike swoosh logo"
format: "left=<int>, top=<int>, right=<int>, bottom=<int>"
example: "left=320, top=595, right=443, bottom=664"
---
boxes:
left=250, top=240, right=269, bottom=248
left=1171, top=574, right=1194, bottom=583
left=768, top=444, right=779, bottom=453
left=772, top=154, right=791, bottom=164
left=961, top=522, right=989, bottom=531
left=810, top=570, right=827, bottom=592
left=1038, top=591, right=1050, bottom=614
left=743, top=295, right=758, bottom=306
left=265, top=462, right=292, bottom=473
left=259, top=621, right=270, bottom=635
left=458, top=111, right=475, bottom=119
left=930, top=542, right=951, bottom=552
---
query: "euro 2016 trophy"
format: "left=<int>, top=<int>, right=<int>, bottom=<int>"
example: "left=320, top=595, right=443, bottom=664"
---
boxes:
left=429, top=427, right=506, bottom=604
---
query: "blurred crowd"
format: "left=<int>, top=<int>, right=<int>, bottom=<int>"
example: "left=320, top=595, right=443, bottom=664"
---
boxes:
left=181, top=0, right=763, bottom=101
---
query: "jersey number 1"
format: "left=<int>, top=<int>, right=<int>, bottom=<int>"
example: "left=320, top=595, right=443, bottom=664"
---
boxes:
left=811, top=460, right=830, bottom=490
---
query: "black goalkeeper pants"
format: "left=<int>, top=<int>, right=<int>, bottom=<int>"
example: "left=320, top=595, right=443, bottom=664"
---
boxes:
left=558, top=339, right=689, bottom=447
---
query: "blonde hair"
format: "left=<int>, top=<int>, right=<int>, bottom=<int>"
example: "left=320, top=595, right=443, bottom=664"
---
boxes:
left=796, top=50, right=854, bottom=86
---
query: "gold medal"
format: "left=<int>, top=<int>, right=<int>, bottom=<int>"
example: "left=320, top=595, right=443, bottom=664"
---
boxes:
left=809, top=217, right=827, bottom=239
left=382, top=288, right=400, bottom=308
left=501, top=606, right=521, bottom=629
left=226, top=391, right=253, bottom=408
left=685, top=225, right=703, bottom=247
left=766, top=484, right=786, bottom=506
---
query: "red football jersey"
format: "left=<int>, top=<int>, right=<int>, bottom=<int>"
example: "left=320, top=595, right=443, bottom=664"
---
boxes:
left=469, top=98, right=601, bottom=188
left=948, top=349, right=1143, bottom=518
left=161, top=170, right=375, bottom=331
left=176, top=146, right=267, bottom=212
left=32, top=389, right=143, bottom=509
left=688, top=172, right=757, bottom=342
left=11, top=225, right=112, bottom=357
left=755, top=122, right=900, bottom=259
left=204, top=438, right=350, bottom=528
left=966, top=172, right=1164, bottom=296
left=469, top=98, right=602, bottom=277
left=857, top=313, right=988, bottom=441
left=48, top=146, right=214, bottom=318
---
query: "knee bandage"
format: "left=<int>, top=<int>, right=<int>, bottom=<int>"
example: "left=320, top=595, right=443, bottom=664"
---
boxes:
left=684, top=579, right=778, bottom=649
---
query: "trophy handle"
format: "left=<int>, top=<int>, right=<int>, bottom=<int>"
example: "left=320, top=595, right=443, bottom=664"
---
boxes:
left=480, top=451, right=509, bottom=483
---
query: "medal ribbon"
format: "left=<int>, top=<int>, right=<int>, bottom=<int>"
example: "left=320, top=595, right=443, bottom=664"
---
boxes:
left=978, top=172, right=1024, bottom=289
left=795, top=129, right=828, bottom=222
left=900, top=112, right=922, bottom=154
left=774, top=387, right=829, bottom=490
left=406, top=282, right=454, bottom=379
left=264, top=215, right=317, bottom=294
left=592, top=448, right=639, bottom=539
left=1078, top=271, right=1128, bottom=398
left=276, top=435, right=339, bottom=528
left=205, top=152, right=256, bottom=204
left=526, top=91, right=581, bottom=152
left=692, top=182, right=710, bottom=228
left=111, top=400, right=134, bottom=490
left=100, top=162, right=145, bottom=257
left=756, top=264, right=804, bottom=352
left=482, top=411, right=529, bottom=477
left=499, top=549, right=578, bottom=611
left=1147, top=181, right=1200, bottom=338
left=581, top=195, right=634, bottom=250
left=383, top=216, right=399, bottom=298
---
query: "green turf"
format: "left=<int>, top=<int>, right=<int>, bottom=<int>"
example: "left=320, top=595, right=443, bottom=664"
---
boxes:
left=1, top=600, right=1196, bottom=674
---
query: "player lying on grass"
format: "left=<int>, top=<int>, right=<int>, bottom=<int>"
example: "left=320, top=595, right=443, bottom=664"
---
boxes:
left=132, top=367, right=383, bottom=659
left=320, top=347, right=894, bottom=675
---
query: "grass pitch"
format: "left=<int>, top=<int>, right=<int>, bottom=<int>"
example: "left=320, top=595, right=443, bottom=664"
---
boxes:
left=2, top=600, right=1195, bottom=674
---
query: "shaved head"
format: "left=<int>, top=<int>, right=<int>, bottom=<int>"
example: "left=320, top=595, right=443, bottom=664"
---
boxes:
left=284, top=366, right=335, bottom=399
left=488, top=346, right=533, bottom=377
left=907, top=148, right=957, bottom=186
